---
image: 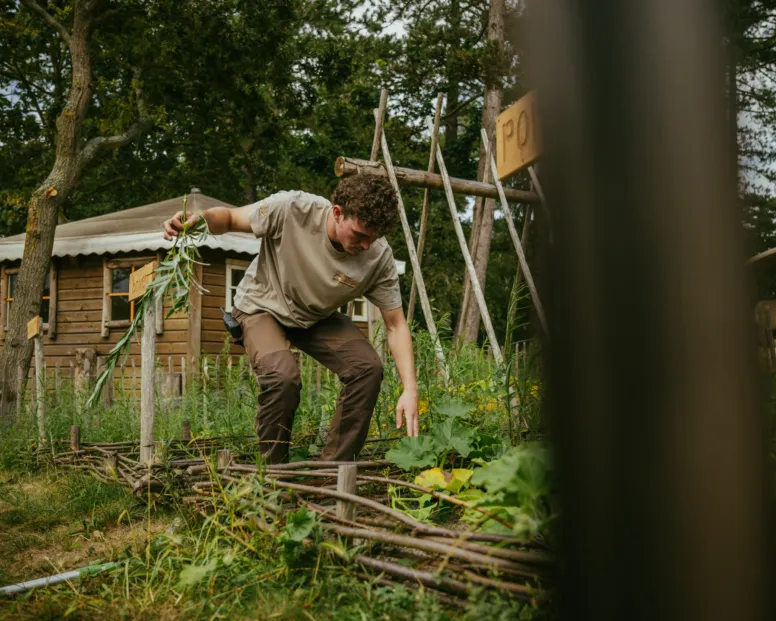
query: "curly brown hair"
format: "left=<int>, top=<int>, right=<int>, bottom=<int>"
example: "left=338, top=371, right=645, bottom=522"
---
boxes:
left=331, top=174, right=398, bottom=237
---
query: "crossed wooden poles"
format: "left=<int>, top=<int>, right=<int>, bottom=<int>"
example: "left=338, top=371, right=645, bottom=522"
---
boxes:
left=338, top=90, right=548, bottom=378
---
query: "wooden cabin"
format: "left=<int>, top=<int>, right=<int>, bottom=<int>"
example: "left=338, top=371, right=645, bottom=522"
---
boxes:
left=0, top=189, right=404, bottom=392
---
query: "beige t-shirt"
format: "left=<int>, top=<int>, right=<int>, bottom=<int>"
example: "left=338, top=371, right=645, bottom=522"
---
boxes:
left=232, top=190, right=402, bottom=328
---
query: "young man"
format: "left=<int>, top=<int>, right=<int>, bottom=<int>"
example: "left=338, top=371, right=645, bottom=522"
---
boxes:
left=162, top=174, right=418, bottom=463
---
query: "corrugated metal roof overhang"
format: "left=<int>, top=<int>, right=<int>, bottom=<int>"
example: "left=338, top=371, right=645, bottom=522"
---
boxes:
left=0, top=231, right=258, bottom=261
left=0, top=232, right=407, bottom=274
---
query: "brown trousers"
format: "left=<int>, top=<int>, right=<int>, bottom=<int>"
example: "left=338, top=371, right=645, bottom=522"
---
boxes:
left=232, top=309, right=383, bottom=464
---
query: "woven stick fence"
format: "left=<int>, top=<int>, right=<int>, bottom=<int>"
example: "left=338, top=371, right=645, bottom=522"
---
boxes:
left=45, top=425, right=552, bottom=606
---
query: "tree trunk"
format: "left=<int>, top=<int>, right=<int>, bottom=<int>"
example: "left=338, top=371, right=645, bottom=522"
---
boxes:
left=445, top=0, right=460, bottom=147
left=457, top=0, right=505, bottom=344
left=0, top=1, right=149, bottom=410
left=242, top=164, right=257, bottom=204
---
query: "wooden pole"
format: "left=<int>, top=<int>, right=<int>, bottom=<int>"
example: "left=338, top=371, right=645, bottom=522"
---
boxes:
left=527, top=165, right=552, bottom=229
left=70, top=425, right=80, bottom=452
left=408, top=92, right=445, bottom=325
left=335, top=156, right=539, bottom=204
left=217, top=449, right=232, bottom=469
left=506, top=205, right=534, bottom=336
left=434, top=140, right=503, bottom=365
left=376, top=110, right=450, bottom=383
left=140, top=303, right=156, bottom=465
left=181, top=420, right=191, bottom=443
left=33, top=333, right=46, bottom=442
left=105, top=451, right=118, bottom=480
left=202, top=357, right=208, bottom=429
left=168, top=356, right=174, bottom=399
left=181, top=356, right=187, bottom=395
left=16, top=365, right=23, bottom=418
left=370, top=89, right=389, bottom=161
left=482, top=130, right=549, bottom=336
left=336, top=464, right=358, bottom=521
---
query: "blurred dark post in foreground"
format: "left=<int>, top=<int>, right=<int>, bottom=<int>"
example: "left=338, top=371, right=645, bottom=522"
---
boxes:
left=529, top=1, right=773, bottom=620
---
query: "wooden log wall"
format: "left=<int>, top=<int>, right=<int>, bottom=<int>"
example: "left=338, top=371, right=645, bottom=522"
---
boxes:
left=0, top=249, right=253, bottom=382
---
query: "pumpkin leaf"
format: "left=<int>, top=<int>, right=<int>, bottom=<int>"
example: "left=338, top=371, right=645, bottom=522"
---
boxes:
left=386, top=435, right=438, bottom=470
left=415, top=467, right=473, bottom=494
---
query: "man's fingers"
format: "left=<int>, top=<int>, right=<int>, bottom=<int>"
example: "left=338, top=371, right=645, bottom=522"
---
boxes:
left=396, top=403, right=403, bottom=430
left=163, top=221, right=178, bottom=238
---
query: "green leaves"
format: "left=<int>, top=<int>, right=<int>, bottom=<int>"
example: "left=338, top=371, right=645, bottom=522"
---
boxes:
left=386, top=417, right=477, bottom=470
left=385, top=435, right=438, bottom=470
left=430, top=399, right=472, bottom=420
left=465, top=443, right=557, bottom=539
left=414, top=467, right=473, bottom=494
left=386, top=398, right=481, bottom=470
left=280, top=507, right=316, bottom=544
left=389, top=489, right=436, bottom=522
left=432, top=417, right=475, bottom=459
left=85, top=197, right=209, bottom=409
left=177, top=559, right=218, bottom=589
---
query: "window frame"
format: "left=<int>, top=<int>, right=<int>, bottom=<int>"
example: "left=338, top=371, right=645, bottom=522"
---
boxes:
left=102, top=256, right=157, bottom=336
left=350, top=297, right=368, bottom=322
left=225, top=259, right=251, bottom=313
left=1, top=262, right=57, bottom=338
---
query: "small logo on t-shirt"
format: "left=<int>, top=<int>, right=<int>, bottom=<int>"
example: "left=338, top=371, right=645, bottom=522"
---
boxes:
left=259, top=203, right=267, bottom=216
left=333, top=272, right=358, bottom=288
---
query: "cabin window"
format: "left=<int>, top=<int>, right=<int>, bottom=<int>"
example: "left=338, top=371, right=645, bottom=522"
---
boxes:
left=339, top=297, right=368, bottom=322
left=102, top=256, right=156, bottom=335
left=109, top=266, right=135, bottom=322
left=225, top=260, right=250, bottom=313
left=3, top=266, right=54, bottom=332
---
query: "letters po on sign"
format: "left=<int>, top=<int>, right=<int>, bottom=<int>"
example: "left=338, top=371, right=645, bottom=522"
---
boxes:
left=495, top=91, right=542, bottom=181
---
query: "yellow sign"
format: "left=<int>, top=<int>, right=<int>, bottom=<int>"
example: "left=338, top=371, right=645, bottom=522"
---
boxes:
left=26, top=315, right=42, bottom=340
left=495, top=91, right=541, bottom=180
left=129, top=261, right=157, bottom=302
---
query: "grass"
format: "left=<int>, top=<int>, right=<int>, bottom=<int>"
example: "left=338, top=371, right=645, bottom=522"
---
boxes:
left=0, top=321, right=548, bottom=620
left=0, top=470, right=537, bottom=620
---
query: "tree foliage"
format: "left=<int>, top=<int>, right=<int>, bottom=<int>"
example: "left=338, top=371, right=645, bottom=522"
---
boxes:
left=3, top=0, right=774, bottom=346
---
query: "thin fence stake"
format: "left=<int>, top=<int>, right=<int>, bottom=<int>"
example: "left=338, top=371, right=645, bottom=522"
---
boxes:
left=33, top=334, right=46, bottom=442
left=377, top=107, right=449, bottom=383
left=168, top=356, right=174, bottom=398
left=217, top=449, right=232, bottom=469
left=482, top=130, right=549, bottom=336
left=408, top=92, right=445, bottom=324
left=140, top=304, right=156, bottom=465
left=70, top=425, right=80, bottom=452
left=434, top=136, right=503, bottom=365
left=16, top=365, right=23, bottom=418
left=336, top=464, right=358, bottom=522
left=181, top=356, right=187, bottom=396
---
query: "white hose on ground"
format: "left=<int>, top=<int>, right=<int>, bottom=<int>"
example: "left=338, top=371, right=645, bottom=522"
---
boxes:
left=0, top=561, right=120, bottom=596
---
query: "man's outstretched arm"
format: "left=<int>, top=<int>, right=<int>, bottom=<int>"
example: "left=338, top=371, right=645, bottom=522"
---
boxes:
left=163, top=205, right=254, bottom=240
left=381, top=306, right=419, bottom=437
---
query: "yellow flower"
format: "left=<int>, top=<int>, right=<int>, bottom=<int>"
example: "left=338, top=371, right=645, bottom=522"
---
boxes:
left=418, top=399, right=429, bottom=416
